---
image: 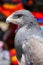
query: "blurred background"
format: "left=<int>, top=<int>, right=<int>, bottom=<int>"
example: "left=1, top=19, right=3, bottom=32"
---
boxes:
left=0, top=0, right=43, bottom=65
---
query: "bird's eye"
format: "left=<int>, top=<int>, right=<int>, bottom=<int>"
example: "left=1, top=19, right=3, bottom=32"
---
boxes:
left=13, top=14, right=23, bottom=19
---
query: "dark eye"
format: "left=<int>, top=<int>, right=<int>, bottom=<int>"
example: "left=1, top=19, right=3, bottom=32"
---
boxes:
left=13, top=14, right=23, bottom=19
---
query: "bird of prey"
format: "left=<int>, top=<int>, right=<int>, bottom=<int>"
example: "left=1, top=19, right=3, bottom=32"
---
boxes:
left=6, top=10, right=43, bottom=65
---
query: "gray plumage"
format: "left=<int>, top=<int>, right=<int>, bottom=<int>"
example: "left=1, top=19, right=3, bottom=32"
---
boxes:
left=6, top=10, right=43, bottom=65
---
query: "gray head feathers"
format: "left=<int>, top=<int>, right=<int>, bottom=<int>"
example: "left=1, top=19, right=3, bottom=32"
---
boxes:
left=6, top=10, right=40, bottom=29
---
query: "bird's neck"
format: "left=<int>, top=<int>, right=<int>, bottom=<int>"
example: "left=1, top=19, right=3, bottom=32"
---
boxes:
left=17, top=23, right=41, bottom=31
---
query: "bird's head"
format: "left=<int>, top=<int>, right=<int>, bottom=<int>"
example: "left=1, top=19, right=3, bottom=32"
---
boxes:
left=6, top=10, right=40, bottom=29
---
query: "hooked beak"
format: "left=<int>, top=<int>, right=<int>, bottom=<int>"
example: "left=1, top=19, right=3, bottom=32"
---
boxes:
left=6, top=15, right=22, bottom=25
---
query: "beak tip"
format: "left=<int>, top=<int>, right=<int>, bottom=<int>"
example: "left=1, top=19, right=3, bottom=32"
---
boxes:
left=6, top=17, right=10, bottom=23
